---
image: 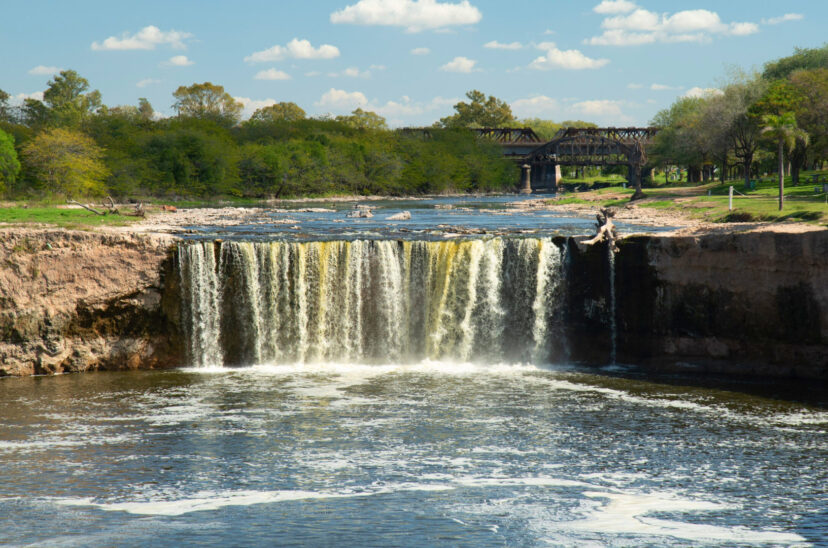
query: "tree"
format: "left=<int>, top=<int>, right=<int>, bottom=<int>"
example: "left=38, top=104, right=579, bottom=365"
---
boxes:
left=172, top=82, right=243, bottom=127
left=21, top=128, right=108, bottom=197
left=41, top=70, right=102, bottom=127
left=763, top=44, right=828, bottom=81
left=720, top=75, right=767, bottom=187
left=0, top=129, right=20, bottom=194
left=138, top=98, right=154, bottom=121
left=335, top=108, right=387, bottom=130
left=650, top=97, right=710, bottom=181
left=439, top=90, right=515, bottom=128
left=762, top=112, right=808, bottom=210
left=250, top=102, right=306, bottom=123
left=789, top=68, right=828, bottom=174
left=0, top=89, right=11, bottom=122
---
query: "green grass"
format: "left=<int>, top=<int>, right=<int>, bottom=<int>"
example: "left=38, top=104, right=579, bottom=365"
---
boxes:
left=0, top=206, right=142, bottom=229
left=552, top=169, right=828, bottom=225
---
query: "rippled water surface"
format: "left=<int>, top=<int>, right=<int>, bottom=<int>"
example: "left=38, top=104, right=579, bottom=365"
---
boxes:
left=1, top=363, right=825, bottom=546
left=180, top=195, right=677, bottom=240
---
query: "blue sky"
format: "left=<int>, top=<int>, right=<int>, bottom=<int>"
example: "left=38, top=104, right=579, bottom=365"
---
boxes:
left=1, top=0, right=823, bottom=126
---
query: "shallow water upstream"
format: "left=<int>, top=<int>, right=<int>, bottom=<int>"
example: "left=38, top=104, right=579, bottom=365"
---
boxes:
left=0, top=363, right=825, bottom=546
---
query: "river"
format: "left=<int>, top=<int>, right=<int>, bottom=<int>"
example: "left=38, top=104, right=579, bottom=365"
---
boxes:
left=0, top=197, right=825, bottom=546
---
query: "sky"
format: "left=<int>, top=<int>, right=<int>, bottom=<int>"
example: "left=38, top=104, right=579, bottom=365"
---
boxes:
left=0, top=0, right=824, bottom=127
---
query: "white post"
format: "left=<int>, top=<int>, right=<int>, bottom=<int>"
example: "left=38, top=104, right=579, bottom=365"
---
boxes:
left=728, top=185, right=733, bottom=211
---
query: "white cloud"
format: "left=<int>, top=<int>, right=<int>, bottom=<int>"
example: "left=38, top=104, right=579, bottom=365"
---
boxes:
left=529, top=43, right=609, bottom=70
left=136, top=78, right=161, bottom=88
left=729, top=22, right=759, bottom=36
left=411, top=47, right=431, bottom=55
left=440, top=56, right=477, bottom=73
left=10, top=91, right=44, bottom=104
left=309, top=90, right=457, bottom=125
left=245, top=39, right=340, bottom=63
left=511, top=95, right=559, bottom=118
left=164, top=55, right=193, bottom=67
left=315, top=88, right=369, bottom=110
left=627, top=83, right=643, bottom=89
left=330, top=0, right=482, bottom=32
left=91, top=25, right=192, bottom=51
left=573, top=99, right=623, bottom=117
left=28, top=65, right=62, bottom=76
left=650, top=83, right=681, bottom=91
left=234, top=96, right=278, bottom=119
left=328, top=67, right=372, bottom=78
left=484, top=40, right=522, bottom=50
left=254, top=69, right=292, bottom=80
left=593, top=0, right=637, bottom=14
left=762, top=13, right=803, bottom=25
left=587, top=8, right=759, bottom=46
left=683, top=87, right=723, bottom=98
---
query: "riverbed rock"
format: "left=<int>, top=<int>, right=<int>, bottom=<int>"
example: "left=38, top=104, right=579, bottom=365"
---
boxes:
left=387, top=211, right=411, bottom=221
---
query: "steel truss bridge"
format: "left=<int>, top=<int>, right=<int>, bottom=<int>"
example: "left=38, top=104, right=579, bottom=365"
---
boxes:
left=396, top=126, right=659, bottom=193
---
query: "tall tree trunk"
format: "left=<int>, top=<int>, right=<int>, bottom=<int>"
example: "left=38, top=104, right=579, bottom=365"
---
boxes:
left=743, top=158, right=751, bottom=189
left=778, top=140, right=784, bottom=211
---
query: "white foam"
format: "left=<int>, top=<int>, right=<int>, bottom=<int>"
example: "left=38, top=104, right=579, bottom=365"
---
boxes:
left=563, top=491, right=806, bottom=544
left=55, top=484, right=454, bottom=516
left=454, top=476, right=593, bottom=489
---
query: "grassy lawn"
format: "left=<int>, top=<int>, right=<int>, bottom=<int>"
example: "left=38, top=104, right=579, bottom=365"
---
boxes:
left=0, top=206, right=144, bottom=229
left=548, top=169, right=828, bottom=225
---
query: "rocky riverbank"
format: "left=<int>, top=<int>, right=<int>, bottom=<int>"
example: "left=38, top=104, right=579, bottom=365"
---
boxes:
left=0, top=229, right=181, bottom=376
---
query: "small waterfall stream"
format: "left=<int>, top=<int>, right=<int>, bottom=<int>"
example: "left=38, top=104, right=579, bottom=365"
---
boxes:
left=177, top=238, right=567, bottom=367
left=607, top=244, right=617, bottom=365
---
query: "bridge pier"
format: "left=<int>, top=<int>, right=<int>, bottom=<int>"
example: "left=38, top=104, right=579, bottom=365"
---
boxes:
left=520, top=164, right=532, bottom=194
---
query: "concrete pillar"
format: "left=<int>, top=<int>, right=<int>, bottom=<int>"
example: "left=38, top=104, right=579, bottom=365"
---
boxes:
left=553, top=165, right=562, bottom=191
left=520, top=164, right=532, bottom=194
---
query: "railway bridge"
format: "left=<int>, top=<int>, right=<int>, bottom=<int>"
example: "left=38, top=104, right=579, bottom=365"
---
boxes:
left=398, top=126, right=660, bottom=195
left=474, top=127, right=659, bottom=195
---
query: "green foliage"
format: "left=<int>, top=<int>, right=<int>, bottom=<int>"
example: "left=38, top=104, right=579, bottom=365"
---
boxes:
left=0, top=89, right=11, bottom=123
left=335, top=108, right=388, bottom=130
left=172, top=82, right=243, bottom=127
left=0, top=129, right=21, bottom=193
left=3, top=79, right=520, bottom=199
left=41, top=70, right=102, bottom=128
left=763, top=44, right=828, bottom=80
left=439, top=90, right=515, bottom=128
left=143, top=118, right=240, bottom=196
left=249, top=102, right=306, bottom=123
left=21, top=128, right=108, bottom=197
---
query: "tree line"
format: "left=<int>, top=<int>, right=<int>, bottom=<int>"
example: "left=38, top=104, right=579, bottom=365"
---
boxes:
left=0, top=77, right=530, bottom=200
left=650, top=44, right=828, bottom=209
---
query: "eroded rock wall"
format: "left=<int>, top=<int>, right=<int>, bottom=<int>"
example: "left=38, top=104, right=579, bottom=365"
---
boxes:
left=611, top=230, right=827, bottom=379
left=0, top=230, right=182, bottom=376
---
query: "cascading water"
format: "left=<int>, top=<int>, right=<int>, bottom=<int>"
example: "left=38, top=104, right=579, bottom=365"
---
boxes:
left=607, top=244, right=617, bottom=365
left=177, top=238, right=566, bottom=367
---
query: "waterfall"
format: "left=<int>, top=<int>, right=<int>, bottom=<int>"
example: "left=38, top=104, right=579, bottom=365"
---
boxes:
left=177, top=238, right=566, bottom=367
left=607, top=244, right=617, bottom=365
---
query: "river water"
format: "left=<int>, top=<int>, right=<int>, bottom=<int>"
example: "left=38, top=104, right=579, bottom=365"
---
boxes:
left=1, top=198, right=826, bottom=546
left=0, top=365, right=825, bottom=546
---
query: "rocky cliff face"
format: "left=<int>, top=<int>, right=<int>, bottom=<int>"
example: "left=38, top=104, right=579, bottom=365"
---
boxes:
left=0, top=230, right=182, bottom=376
left=1, top=227, right=825, bottom=380
left=564, top=229, right=828, bottom=380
